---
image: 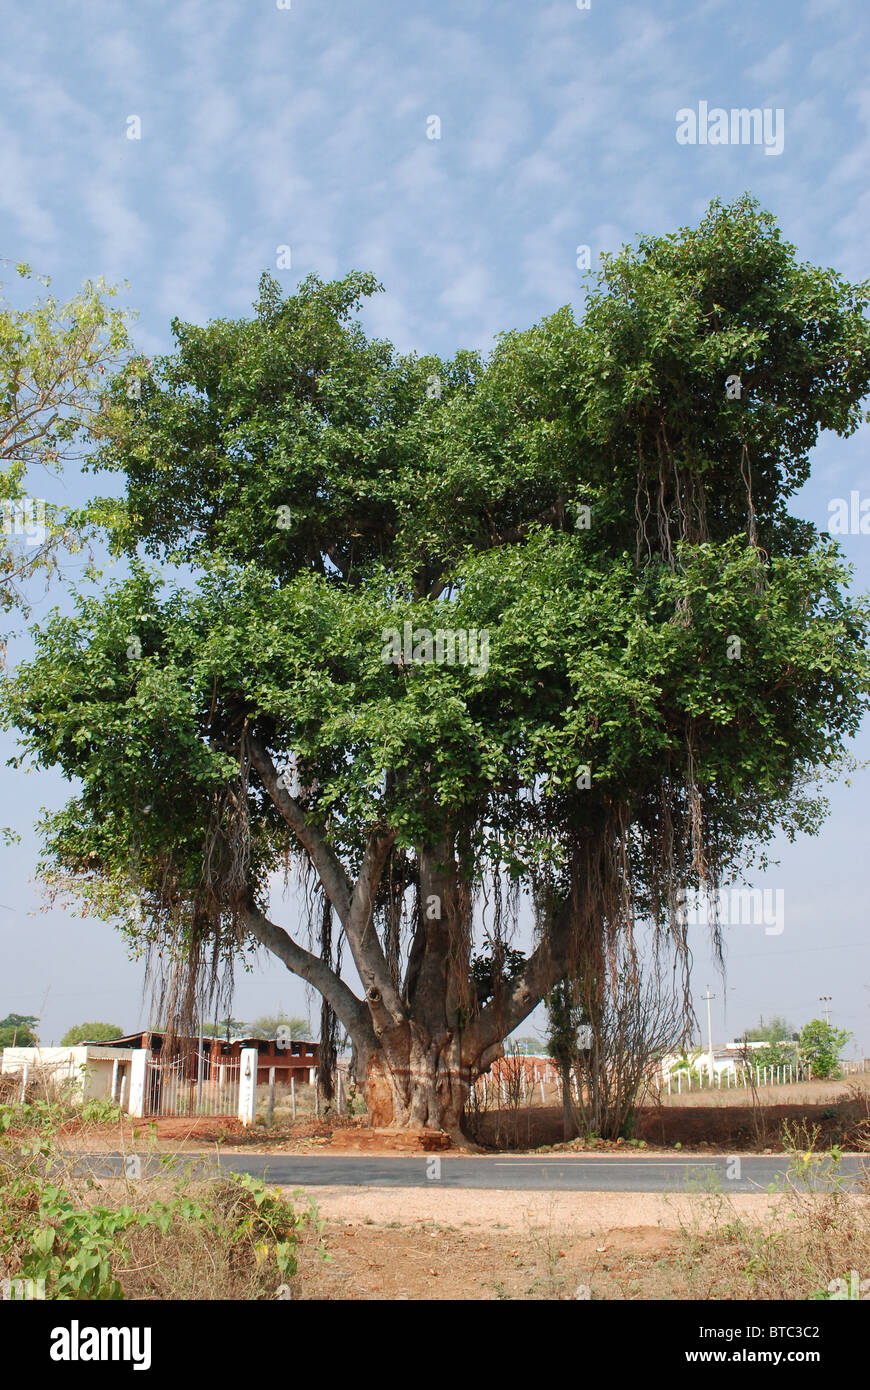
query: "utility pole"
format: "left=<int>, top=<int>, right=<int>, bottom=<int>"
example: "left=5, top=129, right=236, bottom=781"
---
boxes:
left=819, top=996, right=832, bottom=1026
left=702, top=986, right=716, bottom=1082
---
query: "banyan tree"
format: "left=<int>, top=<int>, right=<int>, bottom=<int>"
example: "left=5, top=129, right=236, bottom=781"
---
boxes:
left=4, top=197, right=870, bottom=1138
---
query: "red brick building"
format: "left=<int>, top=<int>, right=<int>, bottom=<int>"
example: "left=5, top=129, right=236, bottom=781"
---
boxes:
left=104, top=1030, right=320, bottom=1084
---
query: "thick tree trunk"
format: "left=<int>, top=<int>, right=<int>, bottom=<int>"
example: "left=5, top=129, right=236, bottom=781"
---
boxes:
left=359, top=1025, right=470, bottom=1139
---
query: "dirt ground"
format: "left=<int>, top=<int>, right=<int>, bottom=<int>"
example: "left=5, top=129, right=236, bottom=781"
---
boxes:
left=50, top=1090, right=870, bottom=1156
left=42, top=1074, right=868, bottom=1155
left=290, top=1188, right=789, bottom=1301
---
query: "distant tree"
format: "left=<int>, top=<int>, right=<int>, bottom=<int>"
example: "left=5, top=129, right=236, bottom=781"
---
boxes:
left=743, top=1015, right=794, bottom=1044
left=752, top=1040, right=796, bottom=1070
left=200, top=1016, right=246, bottom=1039
left=246, top=1013, right=310, bottom=1040
left=741, top=1016, right=797, bottom=1068
left=799, top=1019, right=851, bottom=1079
left=0, top=1013, right=38, bottom=1047
left=513, top=1035, right=546, bottom=1055
left=60, top=1022, right=123, bottom=1045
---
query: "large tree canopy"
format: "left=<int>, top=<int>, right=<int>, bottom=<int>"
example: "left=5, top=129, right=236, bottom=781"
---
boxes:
left=3, top=197, right=869, bottom=1137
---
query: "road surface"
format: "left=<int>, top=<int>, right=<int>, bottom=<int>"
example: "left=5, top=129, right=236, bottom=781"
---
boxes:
left=70, top=1151, right=868, bottom=1193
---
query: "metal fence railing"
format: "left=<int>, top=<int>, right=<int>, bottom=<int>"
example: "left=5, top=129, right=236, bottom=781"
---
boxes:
left=145, top=1056, right=240, bottom=1117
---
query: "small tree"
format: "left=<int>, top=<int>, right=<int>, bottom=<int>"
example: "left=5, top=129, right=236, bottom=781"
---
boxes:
left=60, top=1022, right=123, bottom=1045
left=546, top=980, right=585, bottom=1141
left=743, top=1016, right=795, bottom=1044
left=246, top=1014, right=309, bottom=1040
left=799, top=1019, right=851, bottom=1080
left=571, top=952, right=684, bottom=1140
left=753, top=1040, right=797, bottom=1070
left=200, top=1016, right=246, bottom=1039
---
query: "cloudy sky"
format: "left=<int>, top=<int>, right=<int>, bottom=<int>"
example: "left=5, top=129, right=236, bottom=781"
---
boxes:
left=1, top=0, right=869, bottom=1051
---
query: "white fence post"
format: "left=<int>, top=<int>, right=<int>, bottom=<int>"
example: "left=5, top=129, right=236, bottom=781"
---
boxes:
left=128, top=1049, right=151, bottom=1118
left=238, top=1048, right=258, bottom=1127
left=267, top=1067, right=276, bottom=1127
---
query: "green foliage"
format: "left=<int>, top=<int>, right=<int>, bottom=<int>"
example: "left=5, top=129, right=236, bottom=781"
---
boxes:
left=246, top=1014, right=309, bottom=1040
left=0, top=1013, right=38, bottom=1048
left=740, top=1018, right=798, bottom=1070
left=199, top=1017, right=246, bottom=1039
left=752, top=1041, right=796, bottom=1069
left=798, top=1019, right=851, bottom=1079
left=471, top=945, right=526, bottom=1006
left=0, top=263, right=132, bottom=624
left=79, top=1096, right=123, bottom=1124
left=0, top=1104, right=320, bottom=1298
left=546, top=980, right=586, bottom=1066
left=59, top=1021, right=123, bottom=1045
left=743, top=1015, right=795, bottom=1043
left=216, top=1171, right=324, bottom=1279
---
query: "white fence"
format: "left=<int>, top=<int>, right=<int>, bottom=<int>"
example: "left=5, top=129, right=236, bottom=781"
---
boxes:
left=663, top=1064, right=812, bottom=1095
left=662, top=1057, right=867, bottom=1094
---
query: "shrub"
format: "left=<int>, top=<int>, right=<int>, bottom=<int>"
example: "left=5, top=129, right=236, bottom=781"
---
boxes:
left=0, top=1102, right=325, bottom=1299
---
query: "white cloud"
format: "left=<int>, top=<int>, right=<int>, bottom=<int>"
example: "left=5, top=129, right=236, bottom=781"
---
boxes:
left=746, top=41, right=793, bottom=88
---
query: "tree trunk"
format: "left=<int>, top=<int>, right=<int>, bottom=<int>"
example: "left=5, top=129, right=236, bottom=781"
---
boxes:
left=359, top=1024, right=470, bottom=1139
left=243, top=754, right=583, bottom=1140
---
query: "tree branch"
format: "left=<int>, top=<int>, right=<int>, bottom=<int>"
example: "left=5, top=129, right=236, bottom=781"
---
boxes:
left=248, top=735, right=354, bottom=920
left=462, top=897, right=574, bottom=1066
left=241, top=901, right=375, bottom=1052
left=248, top=733, right=405, bottom=1028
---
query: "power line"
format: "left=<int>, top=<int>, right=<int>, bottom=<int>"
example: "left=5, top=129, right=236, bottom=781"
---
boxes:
left=727, top=940, right=866, bottom=961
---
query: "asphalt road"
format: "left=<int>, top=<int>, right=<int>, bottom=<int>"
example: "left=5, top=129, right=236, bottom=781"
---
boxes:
left=71, top=1152, right=869, bottom=1193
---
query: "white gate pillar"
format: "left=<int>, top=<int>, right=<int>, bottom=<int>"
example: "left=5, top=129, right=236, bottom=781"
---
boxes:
left=128, top=1049, right=151, bottom=1118
left=239, top=1048, right=258, bottom=1127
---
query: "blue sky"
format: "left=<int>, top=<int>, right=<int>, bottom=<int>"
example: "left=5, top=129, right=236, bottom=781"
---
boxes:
left=1, top=0, right=869, bottom=1051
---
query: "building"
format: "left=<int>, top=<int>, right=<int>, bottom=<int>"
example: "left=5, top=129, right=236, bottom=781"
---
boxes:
left=1, top=1045, right=134, bottom=1106
left=103, top=1030, right=321, bottom=1085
